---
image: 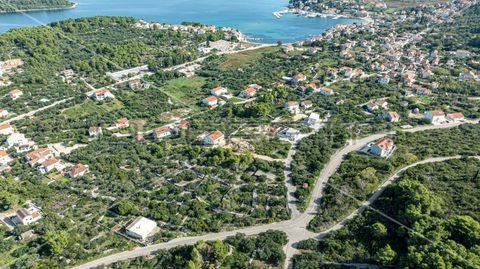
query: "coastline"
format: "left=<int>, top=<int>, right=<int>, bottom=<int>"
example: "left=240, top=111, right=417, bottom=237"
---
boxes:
left=0, top=2, right=77, bottom=14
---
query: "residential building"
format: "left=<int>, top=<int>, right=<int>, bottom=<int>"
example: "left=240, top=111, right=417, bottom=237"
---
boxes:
left=203, top=131, right=225, bottom=146
left=125, top=216, right=157, bottom=240
left=202, top=96, right=218, bottom=106
left=369, top=137, right=396, bottom=158
left=383, top=111, right=400, bottom=123
left=15, top=208, right=42, bottom=226
left=173, top=120, right=189, bottom=133
left=92, top=89, right=115, bottom=101
left=0, top=150, right=10, bottom=166
left=378, top=74, right=390, bottom=85
left=239, top=87, right=256, bottom=98
left=210, top=87, right=228, bottom=96
left=8, top=89, right=23, bottom=100
left=25, top=148, right=53, bottom=166
left=153, top=127, right=171, bottom=140
left=307, top=113, right=320, bottom=126
left=301, top=100, right=313, bottom=109
left=128, top=79, right=142, bottom=90
left=285, top=101, right=300, bottom=114
left=365, top=99, right=388, bottom=112
left=447, top=112, right=465, bottom=122
left=282, top=128, right=300, bottom=141
left=424, top=110, right=446, bottom=124
left=0, top=109, right=8, bottom=118
left=114, top=118, right=130, bottom=129
left=0, top=123, right=14, bottom=135
left=38, top=158, right=64, bottom=174
left=319, top=87, right=334, bottom=96
left=6, top=132, right=28, bottom=147
left=67, top=164, right=89, bottom=178
left=88, top=127, right=103, bottom=138
left=293, top=73, right=307, bottom=83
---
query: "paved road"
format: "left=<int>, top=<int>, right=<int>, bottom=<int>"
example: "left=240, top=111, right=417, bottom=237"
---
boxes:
left=0, top=98, right=73, bottom=126
left=315, top=155, right=480, bottom=239
left=72, top=121, right=478, bottom=269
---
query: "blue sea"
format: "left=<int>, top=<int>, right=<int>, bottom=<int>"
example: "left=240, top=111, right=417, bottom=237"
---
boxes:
left=0, top=0, right=357, bottom=43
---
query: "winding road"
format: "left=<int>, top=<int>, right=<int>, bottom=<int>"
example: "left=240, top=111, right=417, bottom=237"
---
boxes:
left=71, top=119, right=479, bottom=269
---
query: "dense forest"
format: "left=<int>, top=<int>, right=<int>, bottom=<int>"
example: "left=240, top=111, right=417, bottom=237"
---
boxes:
left=0, top=0, right=74, bottom=12
left=294, top=158, right=480, bottom=268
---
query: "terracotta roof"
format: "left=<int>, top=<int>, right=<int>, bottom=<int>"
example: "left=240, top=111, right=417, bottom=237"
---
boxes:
left=205, top=96, right=217, bottom=102
left=16, top=208, right=29, bottom=220
left=9, top=89, right=22, bottom=95
left=430, top=110, right=445, bottom=117
left=375, top=138, right=394, bottom=150
left=0, top=123, right=12, bottom=130
left=154, top=127, right=170, bottom=134
left=322, top=88, right=333, bottom=93
left=244, top=87, right=256, bottom=94
left=388, top=111, right=399, bottom=118
left=177, top=120, right=189, bottom=129
left=302, top=100, right=313, bottom=105
left=0, top=150, right=7, bottom=157
left=26, top=148, right=51, bottom=160
left=447, top=112, right=464, bottom=120
left=95, top=89, right=109, bottom=95
left=295, top=73, right=306, bottom=79
left=286, top=101, right=299, bottom=107
left=208, top=131, right=224, bottom=141
left=212, top=87, right=226, bottom=92
left=116, top=118, right=129, bottom=124
left=42, top=157, right=58, bottom=167
left=70, top=164, right=88, bottom=177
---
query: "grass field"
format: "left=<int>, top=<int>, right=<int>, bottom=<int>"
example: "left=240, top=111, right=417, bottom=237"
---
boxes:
left=62, top=99, right=124, bottom=118
left=218, top=46, right=278, bottom=70
left=160, top=76, right=207, bottom=105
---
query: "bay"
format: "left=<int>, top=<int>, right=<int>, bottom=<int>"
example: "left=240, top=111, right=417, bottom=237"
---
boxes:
left=0, top=0, right=357, bottom=43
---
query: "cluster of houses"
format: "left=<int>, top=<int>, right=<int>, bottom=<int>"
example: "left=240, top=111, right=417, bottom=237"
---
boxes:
left=202, top=84, right=262, bottom=107
left=424, top=110, right=465, bottom=124
left=0, top=58, right=23, bottom=87
left=133, top=20, right=245, bottom=41
left=299, top=0, right=478, bottom=101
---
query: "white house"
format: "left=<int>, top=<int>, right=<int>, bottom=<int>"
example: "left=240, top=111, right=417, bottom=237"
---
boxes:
left=0, top=109, right=8, bottom=118
left=307, top=113, right=320, bottom=126
left=38, top=158, right=65, bottom=174
left=301, top=100, right=313, bottom=110
left=66, top=163, right=89, bottom=178
left=25, top=148, right=53, bottom=167
left=8, top=89, right=23, bottom=100
left=239, top=87, right=256, bottom=98
left=88, top=127, right=103, bottom=138
left=0, top=150, right=10, bottom=166
left=369, top=137, right=396, bottom=158
left=126, top=216, right=157, bottom=240
left=153, top=127, right=171, bottom=140
left=293, top=73, right=307, bottom=84
left=285, top=101, right=300, bottom=114
left=366, top=99, right=388, bottom=112
left=210, top=87, right=228, bottom=96
left=319, top=87, right=334, bottom=96
left=15, top=208, right=42, bottom=226
left=114, top=118, right=129, bottom=129
left=92, top=89, right=115, bottom=101
left=202, top=96, right=218, bottom=106
left=424, top=110, right=446, bottom=124
left=383, top=111, right=400, bottom=123
left=283, top=128, right=301, bottom=141
left=6, top=132, right=28, bottom=147
left=0, top=124, right=14, bottom=136
left=203, top=131, right=225, bottom=146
